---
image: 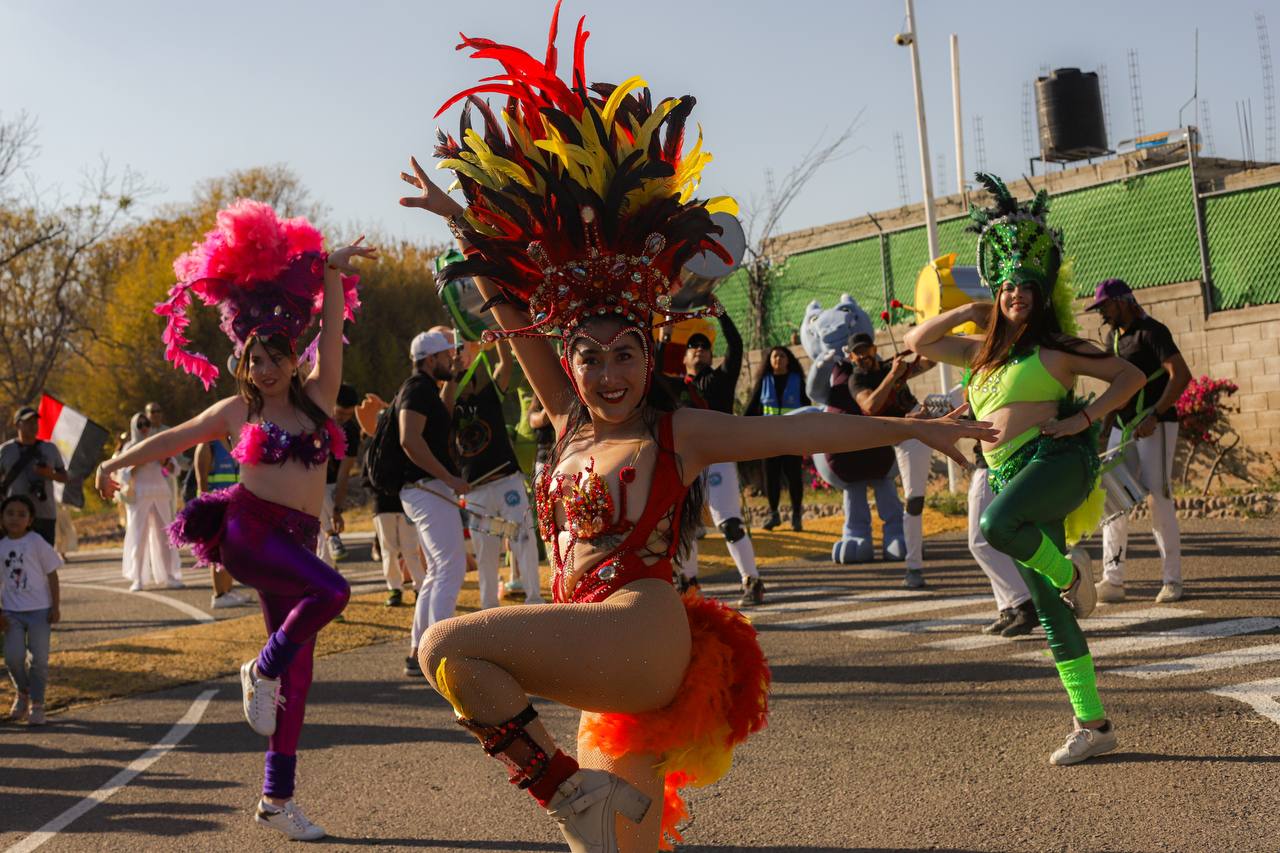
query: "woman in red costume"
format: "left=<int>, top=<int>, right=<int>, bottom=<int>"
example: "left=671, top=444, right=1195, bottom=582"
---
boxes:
left=402, top=6, right=997, bottom=851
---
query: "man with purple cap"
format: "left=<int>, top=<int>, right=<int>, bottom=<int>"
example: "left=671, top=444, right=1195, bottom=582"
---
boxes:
left=1086, top=278, right=1191, bottom=603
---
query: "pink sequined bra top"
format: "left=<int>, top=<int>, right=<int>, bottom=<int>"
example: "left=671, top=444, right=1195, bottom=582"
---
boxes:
left=232, top=418, right=346, bottom=469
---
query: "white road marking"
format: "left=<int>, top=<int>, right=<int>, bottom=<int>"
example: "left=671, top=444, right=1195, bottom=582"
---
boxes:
left=756, top=588, right=917, bottom=614
left=774, top=595, right=990, bottom=631
left=1112, top=642, right=1280, bottom=680
left=1208, top=678, right=1280, bottom=727
left=926, top=606, right=1198, bottom=652
left=61, top=583, right=214, bottom=623
left=1013, top=617, right=1280, bottom=661
left=5, top=688, right=219, bottom=853
left=847, top=613, right=991, bottom=640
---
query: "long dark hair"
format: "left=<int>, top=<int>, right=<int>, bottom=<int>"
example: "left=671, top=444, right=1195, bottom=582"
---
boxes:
left=969, top=285, right=1107, bottom=376
left=749, top=346, right=803, bottom=412
left=235, top=333, right=330, bottom=430
left=549, top=378, right=705, bottom=562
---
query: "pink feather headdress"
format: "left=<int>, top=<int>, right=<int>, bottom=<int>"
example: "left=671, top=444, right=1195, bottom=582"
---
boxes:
left=155, top=199, right=360, bottom=389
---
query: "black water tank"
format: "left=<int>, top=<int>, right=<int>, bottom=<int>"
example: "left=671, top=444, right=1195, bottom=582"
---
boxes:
left=1036, top=68, right=1108, bottom=162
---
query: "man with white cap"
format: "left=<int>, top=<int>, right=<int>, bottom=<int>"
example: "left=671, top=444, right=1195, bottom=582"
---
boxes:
left=397, top=330, right=469, bottom=676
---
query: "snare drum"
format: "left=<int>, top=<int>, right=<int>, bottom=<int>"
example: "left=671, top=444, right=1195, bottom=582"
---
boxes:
left=1099, top=447, right=1149, bottom=524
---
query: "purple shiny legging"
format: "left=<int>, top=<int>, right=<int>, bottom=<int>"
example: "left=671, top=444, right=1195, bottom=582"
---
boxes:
left=218, top=486, right=350, bottom=799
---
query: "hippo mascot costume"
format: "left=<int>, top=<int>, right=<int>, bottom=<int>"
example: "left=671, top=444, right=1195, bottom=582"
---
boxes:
left=798, top=295, right=907, bottom=564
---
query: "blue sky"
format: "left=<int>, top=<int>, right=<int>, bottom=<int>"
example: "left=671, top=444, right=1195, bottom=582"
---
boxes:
left=3, top=1, right=1272, bottom=246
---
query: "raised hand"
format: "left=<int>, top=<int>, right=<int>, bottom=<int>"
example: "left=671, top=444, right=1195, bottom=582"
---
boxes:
left=399, top=156, right=465, bottom=219
left=912, top=404, right=999, bottom=468
left=327, top=236, right=377, bottom=275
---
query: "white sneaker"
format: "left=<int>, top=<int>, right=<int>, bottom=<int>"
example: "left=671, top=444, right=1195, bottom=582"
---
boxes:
left=166, top=578, right=186, bottom=589
left=1155, top=582, right=1184, bottom=603
left=240, top=660, right=281, bottom=736
left=1095, top=579, right=1126, bottom=604
left=27, top=704, right=47, bottom=726
left=1060, top=547, right=1097, bottom=619
left=546, top=768, right=651, bottom=853
left=1049, top=720, right=1118, bottom=765
left=255, top=799, right=326, bottom=841
left=212, top=591, right=253, bottom=609
left=129, top=581, right=143, bottom=592
left=8, top=693, right=29, bottom=722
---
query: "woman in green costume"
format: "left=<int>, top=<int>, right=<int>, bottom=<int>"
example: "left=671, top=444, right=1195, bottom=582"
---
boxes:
left=906, top=174, right=1144, bottom=765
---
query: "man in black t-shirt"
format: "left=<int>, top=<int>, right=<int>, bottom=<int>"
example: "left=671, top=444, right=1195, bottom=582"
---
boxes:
left=848, top=333, right=936, bottom=588
left=657, top=313, right=764, bottom=607
left=452, top=339, right=543, bottom=609
left=398, top=330, right=469, bottom=676
left=1087, top=279, right=1192, bottom=604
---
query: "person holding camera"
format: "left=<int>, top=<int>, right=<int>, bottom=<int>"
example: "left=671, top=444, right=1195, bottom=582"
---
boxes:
left=0, top=407, right=68, bottom=547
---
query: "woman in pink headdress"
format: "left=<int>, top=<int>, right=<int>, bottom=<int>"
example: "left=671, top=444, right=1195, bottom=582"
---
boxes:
left=96, top=200, right=374, bottom=841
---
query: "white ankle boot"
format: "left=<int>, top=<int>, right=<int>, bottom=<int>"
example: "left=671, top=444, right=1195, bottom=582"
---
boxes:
left=545, top=769, right=651, bottom=853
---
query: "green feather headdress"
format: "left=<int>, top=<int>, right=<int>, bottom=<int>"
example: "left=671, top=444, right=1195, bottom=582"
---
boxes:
left=968, top=172, right=1077, bottom=335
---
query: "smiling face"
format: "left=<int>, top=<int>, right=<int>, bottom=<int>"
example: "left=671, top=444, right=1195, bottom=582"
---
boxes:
left=243, top=337, right=297, bottom=400
left=997, top=281, right=1039, bottom=328
left=567, top=318, right=649, bottom=424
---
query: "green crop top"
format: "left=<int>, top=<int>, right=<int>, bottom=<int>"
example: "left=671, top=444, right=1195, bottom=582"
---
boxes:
left=964, top=347, right=1070, bottom=468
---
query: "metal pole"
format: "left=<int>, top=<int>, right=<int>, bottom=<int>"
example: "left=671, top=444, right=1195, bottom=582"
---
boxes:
left=903, top=0, right=957, bottom=491
left=951, top=33, right=966, bottom=196
left=1186, top=125, right=1213, bottom=292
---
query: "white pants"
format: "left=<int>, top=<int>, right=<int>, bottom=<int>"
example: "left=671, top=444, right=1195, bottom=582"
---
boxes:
left=968, top=468, right=1030, bottom=611
left=466, top=472, right=543, bottom=608
left=401, top=481, right=468, bottom=653
left=1102, top=422, right=1182, bottom=584
left=681, top=461, right=758, bottom=582
left=122, top=475, right=181, bottom=588
left=316, top=484, right=337, bottom=566
left=894, top=438, right=931, bottom=570
left=375, top=512, right=426, bottom=592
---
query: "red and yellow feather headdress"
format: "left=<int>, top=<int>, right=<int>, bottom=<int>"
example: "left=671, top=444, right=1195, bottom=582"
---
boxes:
left=433, top=1, right=737, bottom=349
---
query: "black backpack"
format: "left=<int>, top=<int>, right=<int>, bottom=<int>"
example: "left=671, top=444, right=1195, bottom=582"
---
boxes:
left=363, top=375, right=423, bottom=496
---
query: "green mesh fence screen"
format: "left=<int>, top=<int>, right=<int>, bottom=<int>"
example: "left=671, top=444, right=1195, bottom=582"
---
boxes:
left=1047, top=167, right=1200, bottom=294
left=1205, top=183, right=1280, bottom=310
left=715, top=166, right=1275, bottom=350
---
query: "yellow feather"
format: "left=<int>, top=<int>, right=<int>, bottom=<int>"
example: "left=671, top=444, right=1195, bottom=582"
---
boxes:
left=463, top=130, right=537, bottom=192
left=437, top=157, right=504, bottom=191
left=633, top=98, right=681, bottom=156
left=706, top=196, right=740, bottom=216
left=600, top=76, right=648, bottom=128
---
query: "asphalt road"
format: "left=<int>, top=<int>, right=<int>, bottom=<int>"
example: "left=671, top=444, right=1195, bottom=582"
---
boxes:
left=3, top=519, right=1279, bottom=852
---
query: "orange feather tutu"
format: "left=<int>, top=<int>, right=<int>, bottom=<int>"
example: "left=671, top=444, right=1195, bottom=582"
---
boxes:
left=580, top=591, right=770, bottom=849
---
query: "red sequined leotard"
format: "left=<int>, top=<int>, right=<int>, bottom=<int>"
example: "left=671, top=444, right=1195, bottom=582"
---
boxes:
left=537, top=412, right=686, bottom=604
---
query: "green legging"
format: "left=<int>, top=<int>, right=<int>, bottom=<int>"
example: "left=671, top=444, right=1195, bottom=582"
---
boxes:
left=980, top=444, right=1104, bottom=722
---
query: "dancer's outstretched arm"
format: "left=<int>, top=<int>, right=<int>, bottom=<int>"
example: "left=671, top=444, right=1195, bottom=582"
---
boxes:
left=675, top=405, right=998, bottom=482
left=306, top=240, right=377, bottom=410
left=904, top=303, right=987, bottom=367
left=399, top=158, right=574, bottom=432
left=95, top=397, right=241, bottom=499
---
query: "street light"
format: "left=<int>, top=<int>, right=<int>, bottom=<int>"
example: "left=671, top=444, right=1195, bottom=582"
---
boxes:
left=896, top=0, right=958, bottom=492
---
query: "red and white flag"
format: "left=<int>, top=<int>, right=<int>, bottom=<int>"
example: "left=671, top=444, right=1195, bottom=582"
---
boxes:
left=36, top=394, right=110, bottom=508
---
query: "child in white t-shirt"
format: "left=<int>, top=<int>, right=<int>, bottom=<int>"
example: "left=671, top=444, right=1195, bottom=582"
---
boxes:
left=1, top=494, right=63, bottom=726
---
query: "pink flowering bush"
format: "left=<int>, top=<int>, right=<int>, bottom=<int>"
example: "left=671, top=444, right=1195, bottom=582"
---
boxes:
left=803, top=456, right=833, bottom=491
left=1175, top=376, right=1238, bottom=443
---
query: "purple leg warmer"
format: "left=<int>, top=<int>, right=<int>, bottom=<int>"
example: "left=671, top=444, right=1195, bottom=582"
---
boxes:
left=264, top=751, right=299, bottom=800
left=257, top=629, right=303, bottom=681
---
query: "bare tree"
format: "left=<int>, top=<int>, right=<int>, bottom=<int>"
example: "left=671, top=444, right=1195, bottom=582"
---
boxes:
left=740, top=119, right=859, bottom=350
left=0, top=128, right=145, bottom=411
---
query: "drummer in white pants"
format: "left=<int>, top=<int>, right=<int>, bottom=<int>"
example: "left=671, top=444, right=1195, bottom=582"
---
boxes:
left=1086, top=279, right=1191, bottom=604
left=848, top=334, right=936, bottom=588
left=658, top=312, right=765, bottom=607
left=451, top=338, right=544, bottom=608
left=398, top=331, right=471, bottom=677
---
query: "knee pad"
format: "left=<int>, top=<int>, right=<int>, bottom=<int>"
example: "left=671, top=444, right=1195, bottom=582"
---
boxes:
left=718, top=517, right=747, bottom=543
left=905, top=496, right=925, bottom=516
